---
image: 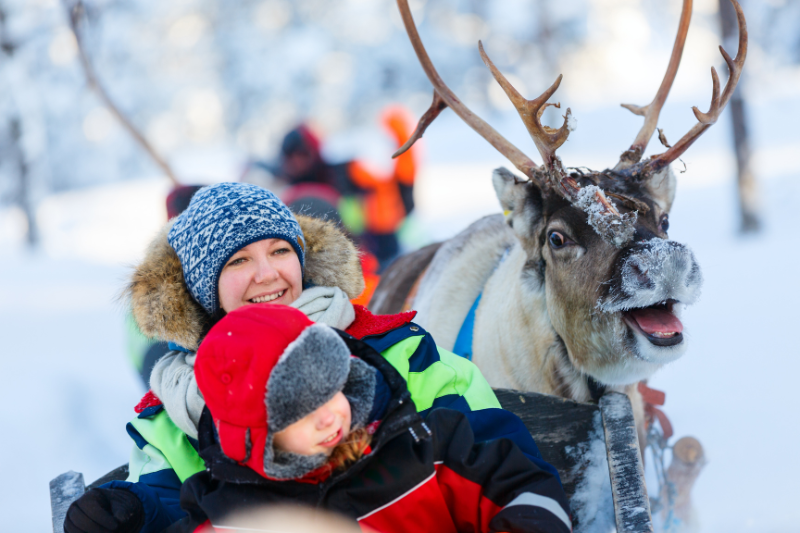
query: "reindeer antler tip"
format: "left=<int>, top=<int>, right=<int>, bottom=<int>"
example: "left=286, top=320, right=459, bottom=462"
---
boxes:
left=621, top=103, right=647, bottom=116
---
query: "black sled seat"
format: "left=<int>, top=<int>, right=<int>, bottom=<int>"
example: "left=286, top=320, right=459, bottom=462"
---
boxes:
left=50, top=391, right=652, bottom=533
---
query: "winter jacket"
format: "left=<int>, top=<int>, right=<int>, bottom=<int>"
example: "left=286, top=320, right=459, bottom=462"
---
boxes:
left=175, top=332, right=572, bottom=533
left=110, top=216, right=551, bottom=533
left=113, top=306, right=545, bottom=532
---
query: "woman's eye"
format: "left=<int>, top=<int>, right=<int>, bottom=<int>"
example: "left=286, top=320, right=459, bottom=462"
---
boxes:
left=548, top=231, right=568, bottom=249
left=273, top=247, right=290, bottom=256
left=228, top=257, right=246, bottom=266
left=659, top=214, right=670, bottom=233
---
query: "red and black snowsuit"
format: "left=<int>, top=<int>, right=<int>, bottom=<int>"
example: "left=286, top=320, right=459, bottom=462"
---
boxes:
left=175, top=332, right=572, bottom=533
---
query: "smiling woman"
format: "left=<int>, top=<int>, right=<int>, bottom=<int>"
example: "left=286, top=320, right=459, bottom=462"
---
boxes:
left=218, top=238, right=304, bottom=312
left=60, top=182, right=551, bottom=533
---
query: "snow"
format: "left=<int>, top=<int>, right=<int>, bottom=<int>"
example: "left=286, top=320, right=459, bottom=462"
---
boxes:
left=574, top=184, right=637, bottom=247
left=0, top=250, right=145, bottom=532
left=49, top=471, right=85, bottom=533
left=566, top=411, right=616, bottom=532
left=49, top=472, right=84, bottom=501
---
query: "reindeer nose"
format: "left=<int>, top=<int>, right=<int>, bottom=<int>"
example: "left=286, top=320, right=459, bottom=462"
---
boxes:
left=599, top=238, right=702, bottom=313
left=628, top=263, right=654, bottom=289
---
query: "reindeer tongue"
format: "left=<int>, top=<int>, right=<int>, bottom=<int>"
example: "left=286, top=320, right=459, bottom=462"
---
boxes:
left=629, top=307, right=683, bottom=335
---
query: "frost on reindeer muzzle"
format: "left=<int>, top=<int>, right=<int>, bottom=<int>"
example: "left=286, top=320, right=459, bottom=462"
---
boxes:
left=597, top=238, right=703, bottom=347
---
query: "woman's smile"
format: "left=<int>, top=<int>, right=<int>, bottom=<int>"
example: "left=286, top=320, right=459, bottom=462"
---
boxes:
left=248, top=289, right=287, bottom=304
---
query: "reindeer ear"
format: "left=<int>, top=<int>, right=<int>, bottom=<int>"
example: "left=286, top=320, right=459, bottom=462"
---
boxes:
left=646, top=165, right=677, bottom=213
left=492, top=167, right=528, bottom=213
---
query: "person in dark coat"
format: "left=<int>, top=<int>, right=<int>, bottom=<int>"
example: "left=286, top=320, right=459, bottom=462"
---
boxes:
left=173, top=304, right=573, bottom=533
left=265, top=110, right=418, bottom=270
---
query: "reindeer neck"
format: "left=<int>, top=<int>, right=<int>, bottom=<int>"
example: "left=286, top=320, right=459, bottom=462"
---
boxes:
left=472, top=247, right=557, bottom=390
left=472, top=244, right=615, bottom=403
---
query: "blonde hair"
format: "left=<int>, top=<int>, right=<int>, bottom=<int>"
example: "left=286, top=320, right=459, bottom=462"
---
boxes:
left=329, top=428, right=373, bottom=471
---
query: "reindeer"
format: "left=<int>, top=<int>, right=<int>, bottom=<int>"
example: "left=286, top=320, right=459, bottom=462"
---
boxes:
left=372, top=0, right=747, bottom=452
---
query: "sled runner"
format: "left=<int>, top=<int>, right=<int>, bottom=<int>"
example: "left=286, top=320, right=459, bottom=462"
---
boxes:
left=50, top=390, right=651, bottom=533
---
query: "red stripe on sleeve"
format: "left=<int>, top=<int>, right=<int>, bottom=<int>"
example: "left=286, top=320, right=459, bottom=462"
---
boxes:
left=436, top=464, right=504, bottom=532
left=359, top=473, right=458, bottom=533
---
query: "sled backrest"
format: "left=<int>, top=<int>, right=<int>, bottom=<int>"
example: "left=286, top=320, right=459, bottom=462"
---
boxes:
left=495, top=389, right=653, bottom=532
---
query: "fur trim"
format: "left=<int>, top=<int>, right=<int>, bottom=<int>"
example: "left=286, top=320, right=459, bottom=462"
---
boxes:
left=343, top=357, right=377, bottom=430
left=127, top=221, right=209, bottom=351
left=298, top=215, right=364, bottom=298
left=126, top=215, right=364, bottom=351
left=266, top=324, right=351, bottom=434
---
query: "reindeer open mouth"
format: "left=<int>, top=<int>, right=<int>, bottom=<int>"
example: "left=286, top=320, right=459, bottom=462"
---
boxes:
left=622, top=299, right=683, bottom=347
left=598, top=239, right=702, bottom=353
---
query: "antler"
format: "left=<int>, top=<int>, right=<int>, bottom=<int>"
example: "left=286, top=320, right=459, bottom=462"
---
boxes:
left=392, top=91, right=448, bottom=159
left=646, top=0, right=747, bottom=173
left=395, top=0, right=637, bottom=246
left=393, top=0, right=537, bottom=178
left=64, top=0, right=180, bottom=185
left=615, top=0, right=693, bottom=171
left=478, top=43, right=573, bottom=174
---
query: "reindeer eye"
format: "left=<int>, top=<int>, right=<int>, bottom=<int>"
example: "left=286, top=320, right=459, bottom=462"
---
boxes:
left=659, top=214, right=670, bottom=233
left=548, top=231, right=567, bottom=249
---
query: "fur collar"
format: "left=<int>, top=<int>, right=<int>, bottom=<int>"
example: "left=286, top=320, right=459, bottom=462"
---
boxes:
left=126, top=215, right=364, bottom=351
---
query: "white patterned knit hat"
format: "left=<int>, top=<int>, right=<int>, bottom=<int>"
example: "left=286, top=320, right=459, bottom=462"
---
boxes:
left=167, top=183, right=306, bottom=314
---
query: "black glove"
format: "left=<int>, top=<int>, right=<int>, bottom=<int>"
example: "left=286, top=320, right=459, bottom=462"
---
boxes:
left=64, top=487, right=145, bottom=533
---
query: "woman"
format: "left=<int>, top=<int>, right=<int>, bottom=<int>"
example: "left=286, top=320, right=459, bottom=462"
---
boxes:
left=64, top=183, right=556, bottom=533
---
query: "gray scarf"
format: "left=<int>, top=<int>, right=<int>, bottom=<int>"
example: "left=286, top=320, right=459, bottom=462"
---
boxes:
left=150, top=286, right=356, bottom=439
left=150, top=352, right=204, bottom=440
left=289, top=285, right=355, bottom=330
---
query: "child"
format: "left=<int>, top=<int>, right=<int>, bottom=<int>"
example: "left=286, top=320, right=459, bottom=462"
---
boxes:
left=175, top=304, right=572, bottom=533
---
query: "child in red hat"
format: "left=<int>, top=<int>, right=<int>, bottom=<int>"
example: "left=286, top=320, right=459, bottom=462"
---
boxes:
left=174, top=304, right=572, bottom=533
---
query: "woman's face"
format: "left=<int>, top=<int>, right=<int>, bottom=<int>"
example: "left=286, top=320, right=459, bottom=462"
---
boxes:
left=218, top=238, right=303, bottom=313
left=273, top=392, right=352, bottom=456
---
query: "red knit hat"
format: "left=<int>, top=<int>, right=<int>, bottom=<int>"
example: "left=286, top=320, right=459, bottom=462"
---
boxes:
left=195, top=304, right=375, bottom=480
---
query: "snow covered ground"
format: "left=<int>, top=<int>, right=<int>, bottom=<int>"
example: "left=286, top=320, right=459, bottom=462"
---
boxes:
left=2, top=97, right=800, bottom=532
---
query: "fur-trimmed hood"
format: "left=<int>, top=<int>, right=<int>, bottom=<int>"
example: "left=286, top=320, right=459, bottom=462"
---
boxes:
left=126, top=215, right=364, bottom=351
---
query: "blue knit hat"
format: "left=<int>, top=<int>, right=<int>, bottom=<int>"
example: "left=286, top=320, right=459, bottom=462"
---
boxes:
left=167, top=183, right=306, bottom=314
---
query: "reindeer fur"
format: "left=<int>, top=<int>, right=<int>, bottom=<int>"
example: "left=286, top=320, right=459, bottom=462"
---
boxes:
left=413, top=215, right=516, bottom=349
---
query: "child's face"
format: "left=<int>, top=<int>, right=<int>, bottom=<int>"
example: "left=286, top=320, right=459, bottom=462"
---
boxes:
left=273, top=392, right=352, bottom=456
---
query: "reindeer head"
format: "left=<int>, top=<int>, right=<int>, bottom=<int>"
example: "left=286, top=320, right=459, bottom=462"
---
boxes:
left=396, top=0, right=746, bottom=385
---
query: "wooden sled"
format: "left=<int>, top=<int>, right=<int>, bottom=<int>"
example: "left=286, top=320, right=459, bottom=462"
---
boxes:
left=50, top=390, right=652, bottom=533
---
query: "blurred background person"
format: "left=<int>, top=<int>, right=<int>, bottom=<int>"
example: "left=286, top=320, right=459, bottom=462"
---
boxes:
left=243, top=106, right=419, bottom=272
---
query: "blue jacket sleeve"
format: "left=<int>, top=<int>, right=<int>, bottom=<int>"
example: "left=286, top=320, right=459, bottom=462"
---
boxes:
left=101, top=476, right=185, bottom=533
left=462, top=407, right=562, bottom=482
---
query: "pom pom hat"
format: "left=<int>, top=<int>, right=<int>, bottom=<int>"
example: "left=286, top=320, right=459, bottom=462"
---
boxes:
left=168, top=183, right=306, bottom=314
left=195, top=305, right=375, bottom=480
